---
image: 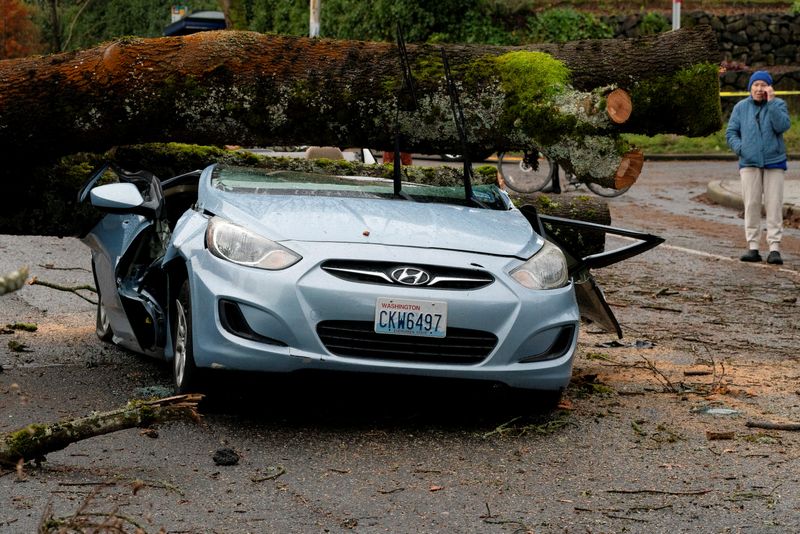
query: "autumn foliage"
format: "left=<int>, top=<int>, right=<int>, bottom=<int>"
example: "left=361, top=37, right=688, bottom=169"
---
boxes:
left=1, top=0, right=42, bottom=59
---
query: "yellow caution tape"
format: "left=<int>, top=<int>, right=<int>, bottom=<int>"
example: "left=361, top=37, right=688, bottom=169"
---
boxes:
left=720, top=91, right=800, bottom=97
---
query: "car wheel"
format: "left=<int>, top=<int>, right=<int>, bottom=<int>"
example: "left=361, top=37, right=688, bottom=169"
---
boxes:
left=173, top=280, right=202, bottom=394
left=95, top=296, right=113, bottom=342
left=92, top=261, right=113, bottom=342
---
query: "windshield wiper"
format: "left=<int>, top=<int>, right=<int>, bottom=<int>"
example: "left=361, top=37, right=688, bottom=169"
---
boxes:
left=440, top=49, right=488, bottom=209
left=392, top=25, right=417, bottom=198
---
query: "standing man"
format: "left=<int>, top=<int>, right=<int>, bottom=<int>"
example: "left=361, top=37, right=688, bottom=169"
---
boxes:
left=726, top=70, right=791, bottom=265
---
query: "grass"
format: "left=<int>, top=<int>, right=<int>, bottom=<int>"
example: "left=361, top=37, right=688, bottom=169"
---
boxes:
left=624, top=114, right=800, bottom=154
left=515, top=0, right=792, bottom=10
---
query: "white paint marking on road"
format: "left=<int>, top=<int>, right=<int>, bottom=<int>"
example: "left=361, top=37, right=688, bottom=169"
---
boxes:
left=659, top=242, right=732, bottom=262
left=609, top=236, right=800, bottom=277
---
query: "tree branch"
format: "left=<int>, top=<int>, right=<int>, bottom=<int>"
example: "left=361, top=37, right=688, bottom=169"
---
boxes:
left=1, top=395, right=204, bottom=466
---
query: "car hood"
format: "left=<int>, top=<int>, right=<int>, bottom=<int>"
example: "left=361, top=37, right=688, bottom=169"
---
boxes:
left=207, top=194, right=540, bottom=257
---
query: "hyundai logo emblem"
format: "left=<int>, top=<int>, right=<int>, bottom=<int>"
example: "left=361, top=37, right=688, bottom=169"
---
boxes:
left=390, top=267, right=431, bottom=286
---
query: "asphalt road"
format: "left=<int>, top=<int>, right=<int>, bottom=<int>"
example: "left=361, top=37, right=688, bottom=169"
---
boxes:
left=1, top=160, right=799, bottom=533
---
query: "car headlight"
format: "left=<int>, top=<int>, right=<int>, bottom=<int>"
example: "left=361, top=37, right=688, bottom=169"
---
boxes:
left=510, top=240, right=568, bottom=289
left=206, top=217, right=301, bottom=270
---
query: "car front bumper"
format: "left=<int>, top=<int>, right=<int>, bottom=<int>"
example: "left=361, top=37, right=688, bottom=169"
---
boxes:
left=180, top=235, right=580, bottom=391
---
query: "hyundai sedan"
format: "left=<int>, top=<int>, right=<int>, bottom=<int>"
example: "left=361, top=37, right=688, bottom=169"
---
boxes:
left=79, top=163, right=660, bottom=404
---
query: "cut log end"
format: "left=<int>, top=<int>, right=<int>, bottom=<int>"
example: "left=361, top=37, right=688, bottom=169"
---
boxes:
left=614, top=150, right=644, bottom=189
left=606, top=88, right=632, bottom=125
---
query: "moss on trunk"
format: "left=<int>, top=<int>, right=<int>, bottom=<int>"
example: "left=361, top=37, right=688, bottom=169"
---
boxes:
left=0, top=28, right=720, bottom=187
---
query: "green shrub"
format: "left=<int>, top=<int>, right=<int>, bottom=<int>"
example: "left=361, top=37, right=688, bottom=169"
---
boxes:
left=526, top=8, right=613, bottom=43
left=623, top=115, right=800, bottom=154
left=638, top=12, right=670, bottom=35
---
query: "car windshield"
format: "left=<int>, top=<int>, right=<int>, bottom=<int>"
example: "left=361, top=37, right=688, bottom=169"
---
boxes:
left=211, top=165, right=510, bottom=210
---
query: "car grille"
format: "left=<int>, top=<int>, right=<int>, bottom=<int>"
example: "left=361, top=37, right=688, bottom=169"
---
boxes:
left=316, top=320, right=497, bottom=364
left=321, top=260, right=494, bottom=290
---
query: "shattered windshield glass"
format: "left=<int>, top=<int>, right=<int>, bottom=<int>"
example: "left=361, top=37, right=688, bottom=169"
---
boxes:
left=211, top=165, right=509, bottom=210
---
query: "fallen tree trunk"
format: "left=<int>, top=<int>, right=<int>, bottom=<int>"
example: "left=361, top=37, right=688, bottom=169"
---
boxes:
left=0, top=395, right=203, bottom=466
left=0, top=26, right=721, bottom=188
left=512, top=25, right=722, bottom=137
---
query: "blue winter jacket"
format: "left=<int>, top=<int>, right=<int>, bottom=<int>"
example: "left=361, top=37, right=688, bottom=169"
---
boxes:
left=726, top=97, right=791, bottom=168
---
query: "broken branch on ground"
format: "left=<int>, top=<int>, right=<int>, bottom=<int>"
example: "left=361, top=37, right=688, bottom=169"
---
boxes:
left=0, top=395, right=204, bottom=466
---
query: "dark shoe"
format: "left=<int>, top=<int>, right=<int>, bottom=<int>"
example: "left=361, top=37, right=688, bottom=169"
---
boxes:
left=740, top=250, right=762, bottom=262
left=767, top=251, right=783, bottom=265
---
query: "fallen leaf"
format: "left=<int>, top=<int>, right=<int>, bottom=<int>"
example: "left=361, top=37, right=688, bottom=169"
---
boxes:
left=557, top=398, right=574, bottom=410
left=706, top=431, right=735, bottom=441
left=430, top=485, right=444, bottom=492
left=139, top=428, right=159, bottom=439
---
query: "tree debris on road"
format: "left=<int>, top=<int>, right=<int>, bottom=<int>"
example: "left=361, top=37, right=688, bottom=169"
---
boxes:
left=0, top=395, right=203, bottom=467
left=745, top=420, right=800, bottom=432
left=0, top=267, right=28, bottom=296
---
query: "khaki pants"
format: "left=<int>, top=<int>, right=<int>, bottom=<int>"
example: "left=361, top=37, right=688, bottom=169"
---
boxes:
left=739, top=167, right=784, bottom=252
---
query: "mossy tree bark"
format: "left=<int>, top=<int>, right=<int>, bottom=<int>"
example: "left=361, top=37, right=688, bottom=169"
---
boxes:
left=0, top=395, right=203, bottom=466
left=0, top=26, right=720, bottom=189
left=519, top=25, right=722, bottom=137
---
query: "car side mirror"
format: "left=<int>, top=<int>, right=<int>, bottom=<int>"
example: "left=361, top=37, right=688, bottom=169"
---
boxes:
left=90, top=183, right=145, bottom=210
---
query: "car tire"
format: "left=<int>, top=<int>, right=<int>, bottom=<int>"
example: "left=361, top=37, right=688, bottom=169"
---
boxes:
left=92, top=261, right=113, bottom=342
left=173, top=279, right=202, bottom=394
left=95, top=297, right=113, bottom=342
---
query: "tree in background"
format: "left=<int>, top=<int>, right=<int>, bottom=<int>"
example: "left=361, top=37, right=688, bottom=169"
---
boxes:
left=29, top=0, right=220, bottom=53
left=1, top=0, right=43, bottom=58
left=526, top=8, right=613, bottom=42
left=247, top=0, right=520, bottom=44
left=219, top=0, right=250, bottom=30
left=12, top=1, right=668, bottom=56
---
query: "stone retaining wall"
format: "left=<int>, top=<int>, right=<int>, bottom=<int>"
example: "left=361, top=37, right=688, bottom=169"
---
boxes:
left=601, top=11, right=800, bottom=66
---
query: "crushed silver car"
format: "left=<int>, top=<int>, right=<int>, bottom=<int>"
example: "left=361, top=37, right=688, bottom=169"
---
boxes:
left=79, top=163, right=661, bottom=404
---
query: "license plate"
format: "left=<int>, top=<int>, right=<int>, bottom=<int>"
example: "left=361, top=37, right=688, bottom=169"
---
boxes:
left=374, top=298, right=447, bottom=338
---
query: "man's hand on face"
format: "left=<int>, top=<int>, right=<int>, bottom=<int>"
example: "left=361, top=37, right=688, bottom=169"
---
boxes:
left=751, top=80, right=772, bottom=102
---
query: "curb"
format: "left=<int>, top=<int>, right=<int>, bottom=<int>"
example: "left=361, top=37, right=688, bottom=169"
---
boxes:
left=707, top=179, right=798, bottom=216
left=645, top=153, right=800, bottom=161
left=706, top=179, right=742, bottom=210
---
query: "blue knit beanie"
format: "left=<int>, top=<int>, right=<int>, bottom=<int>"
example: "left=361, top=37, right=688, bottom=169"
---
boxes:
left=748, top=70, right=773, bottom=90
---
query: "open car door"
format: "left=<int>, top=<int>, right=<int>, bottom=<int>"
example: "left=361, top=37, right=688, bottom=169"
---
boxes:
left=520, top=205, right=664, bottom=338
left=78, top=164, right=170, bottom=354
